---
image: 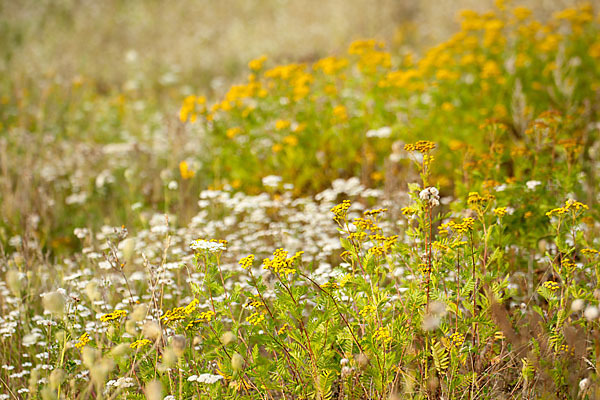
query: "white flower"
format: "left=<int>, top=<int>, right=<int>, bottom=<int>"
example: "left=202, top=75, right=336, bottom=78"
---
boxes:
left=571, top=299, right=585, bottom=312
left=196, top=373, right=224, bottom=384
left=584, top=306, right=599, bottom=321
left=525, top=180, right=542, bottom=190
left=262, top=175, right=282, bottom=188
left=366, top=126, right=392, bottom=138
left=167, top=181, right=179, bottom=190
left=419, top=187, right=440, bottom=207
left=189, top=239, right=226, bottom=253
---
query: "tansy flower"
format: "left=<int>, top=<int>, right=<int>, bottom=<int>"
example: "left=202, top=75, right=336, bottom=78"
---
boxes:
left=100, top=310, right=128, bottom=323
left=130, top=339, right=151, bottom=350
left=75, top=333, right=91, bottom=349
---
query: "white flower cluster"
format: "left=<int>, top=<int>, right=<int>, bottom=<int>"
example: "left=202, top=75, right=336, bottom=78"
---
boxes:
left=189, top=239, right=226, bottom=253
left=187, top=373, right=224, bottom=384
left=262, top=175, right=282, bottom=188
left=106, top=377, right=135, bottom=390
left=419, top=187, right=440, bottom=207
left=366, top=126, right=392, bottom=138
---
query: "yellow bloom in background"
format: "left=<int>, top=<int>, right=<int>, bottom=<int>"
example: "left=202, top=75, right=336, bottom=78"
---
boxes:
left=179, top=161, right=195, bottom=180
left=248, top=55, right=267, bottom=71
left=226, top=127, right=242, bottom=139
left=333, top=105, right=348, bottom=122
left=275, top=119, right=291, bottom=130
left=513, top=6, right=532, bottom=21
left=283, top=135, right=298, bottom=146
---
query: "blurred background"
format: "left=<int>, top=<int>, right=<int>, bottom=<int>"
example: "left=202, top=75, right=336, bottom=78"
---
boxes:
left=1, top=0, right=590, bottom=100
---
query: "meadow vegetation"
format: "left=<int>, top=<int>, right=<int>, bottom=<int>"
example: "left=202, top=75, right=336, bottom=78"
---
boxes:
left=2, top=1, right=600, bottom=399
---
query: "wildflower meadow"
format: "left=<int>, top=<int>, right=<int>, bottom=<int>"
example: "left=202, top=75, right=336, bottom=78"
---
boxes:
left=2, top=1, right=600, bottom=399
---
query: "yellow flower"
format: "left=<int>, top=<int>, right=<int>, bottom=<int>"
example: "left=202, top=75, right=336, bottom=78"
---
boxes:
left=373, top=326, right=392, bottom=345
left=100, top=310, right=128, bottom=323
left=75, top=333, right=91, bottom=349
left=493, top=207, right=507, bottom=218
left=283, top=135, right=298, bottom=146
left=248, top=55, right=267, bottom=71
left=130, top=339, right=151, bottom=349
left=513, top=6, right=532, bottom=21
left=542, top=281, right=560, bottom=292
left=246, top=312, right=265, bottom=326
left=238, top=254, right=255, bottom=270
left=226, top=127, right=242, bottom=139
left=331, top=200, right=351, bottom=222
left=275, top=119, right=291, bottom=130
left=179, top=161, right=195, bottom=180
left=332, top=105, right=348, bottom=122
left=449, top=332, right=465, bottom=347
left=404, top=141, right=435, bottom=153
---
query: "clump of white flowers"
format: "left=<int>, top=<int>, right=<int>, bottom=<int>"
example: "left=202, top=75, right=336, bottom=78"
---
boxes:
left=419, top=187, right=440, bottom=207
left=189, top=239, right=226, bottom=253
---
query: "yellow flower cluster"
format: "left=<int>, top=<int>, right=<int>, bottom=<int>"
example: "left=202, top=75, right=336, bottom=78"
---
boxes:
left=331, top=200, right=351, bottom=222
left=373, top=326, right=392, bottom=345
left=226, top=126, right=243, bottom=139
left=161, top=298, right=199, bottom=325
left=313, top=56, right=348, bottom=75
left=130, top=339, right=151, bottom=349
left=404, top=141, right=436, bottom=153
left=360, top=305, right=377, bottom=318
left=179, top=95, right=206, bottom=123
left=332, top=105, right=348, bottom=123
left=248, top=55, right=268, bottom=71
left=467, top=192, right=495, bottom=209
left=100, top=309, right=128, bottom=323
left=438, top=218, right=475, bottom=236
left=246, top=311, right=265, bottom=326
left=364, top=208, right=388, bottom=217
left=262, top=249, right=303, bottom=278
left=582, top=248, right=599, bottom=257
left=353, top=217, right=375, bottom=231
left=238, top=254, right=255, bottom=270
left=75, top=333, right=90, bottom=349
left=321, top=281, right=339, bottom=291
left=265, top=63, right=313, bottom=101
left=449, top=332, right=465, bottom=347
left=419, top=263, right=432, bottom=275
left=347, top=39, right=391, bottom=73
left=493, top=207, right=507, bottom=218
left=179, top=161, right=195, bottom=180
left=349, top=231, right=367, bottom=242
left=546, top=199, right=588, bottom=218
left=557, top=343, right=574, bottom=355
left=401, top=206, right=417, bottom=216
left=186, top=309, right=216, bottom=330
left=542, top=281, right=560, bottom=292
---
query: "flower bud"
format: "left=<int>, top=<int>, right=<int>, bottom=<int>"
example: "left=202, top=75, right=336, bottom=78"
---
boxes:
left=49, top=368, right=65, bottom=390
left=131, top=304, right=148, bottom=322
left=42, top=291, right=65, bottom=316
left=142, top=321, right=161, bottom=341
left=145, top=380, right=163, bottom=400
left=231, top=352, right=244, bottom=372
left=171, top=335, right=186, bottom=358
left=220, top=331, right=236, bottom=346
